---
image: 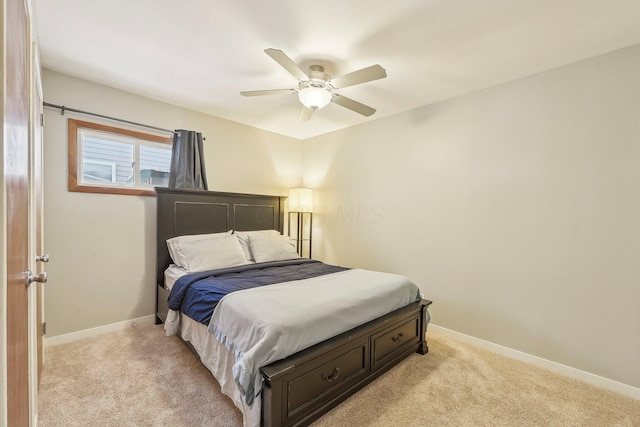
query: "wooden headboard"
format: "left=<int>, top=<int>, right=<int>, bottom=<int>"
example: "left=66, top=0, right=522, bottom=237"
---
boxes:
left=155, top=187, right=285, bottom=289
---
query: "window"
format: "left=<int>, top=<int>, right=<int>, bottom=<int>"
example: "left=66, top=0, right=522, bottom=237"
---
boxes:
left=68, top=119, right=172, bottom=196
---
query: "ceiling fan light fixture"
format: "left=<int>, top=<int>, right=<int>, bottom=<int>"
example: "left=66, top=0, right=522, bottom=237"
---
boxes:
left=298, top=87, right=332, bottom=110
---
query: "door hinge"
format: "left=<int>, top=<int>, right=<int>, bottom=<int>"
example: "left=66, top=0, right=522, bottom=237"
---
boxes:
left=42, top=322, right=46, bottom=335
left=40, top=112, right=45, bottom=127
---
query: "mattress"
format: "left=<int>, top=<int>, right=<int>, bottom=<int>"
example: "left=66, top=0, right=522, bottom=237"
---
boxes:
left=164, top=264, right=187, bottom=291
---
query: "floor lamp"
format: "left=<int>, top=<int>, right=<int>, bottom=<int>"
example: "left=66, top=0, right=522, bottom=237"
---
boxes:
left=288, top=188, right=313, bottom=258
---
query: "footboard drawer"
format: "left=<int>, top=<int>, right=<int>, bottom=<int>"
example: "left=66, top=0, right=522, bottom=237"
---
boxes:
left=286, top=337, right=368, bottom=421
left=371, top=313, right=421, bottom=371
left=262, top=335, right=369, bottom=426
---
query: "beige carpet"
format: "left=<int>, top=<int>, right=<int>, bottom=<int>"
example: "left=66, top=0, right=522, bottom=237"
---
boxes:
left=38, top=324, right=639, bottom=427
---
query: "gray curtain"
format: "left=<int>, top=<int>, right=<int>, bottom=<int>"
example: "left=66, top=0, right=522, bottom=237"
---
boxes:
left=168, top=129, right=208, bottom=190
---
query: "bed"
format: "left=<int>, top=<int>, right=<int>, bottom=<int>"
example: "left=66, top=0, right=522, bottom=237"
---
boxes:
left=155, top=187, right=432, bottom=427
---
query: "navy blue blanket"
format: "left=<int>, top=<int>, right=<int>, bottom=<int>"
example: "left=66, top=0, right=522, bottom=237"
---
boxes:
left=168, top=259, right=349, bottom=325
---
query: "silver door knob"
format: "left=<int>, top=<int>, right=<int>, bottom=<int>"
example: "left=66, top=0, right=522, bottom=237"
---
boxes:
left=36, top=254, right=49, bottom=262
left=26, top=270, right=47, bottom=287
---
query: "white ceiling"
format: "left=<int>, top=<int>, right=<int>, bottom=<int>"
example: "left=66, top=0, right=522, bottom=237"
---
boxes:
left=35, top=0, right=640, bottom=140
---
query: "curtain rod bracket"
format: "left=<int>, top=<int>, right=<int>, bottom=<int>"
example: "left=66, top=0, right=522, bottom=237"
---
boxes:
left=61, top=106, right=65, bottom=116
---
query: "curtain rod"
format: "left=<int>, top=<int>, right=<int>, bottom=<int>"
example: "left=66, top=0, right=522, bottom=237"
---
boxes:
left=43, top=102, right=176, bottom=135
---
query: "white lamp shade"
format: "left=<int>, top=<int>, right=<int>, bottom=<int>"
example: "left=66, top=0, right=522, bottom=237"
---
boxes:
left=298, top=87, right=332, bottom=110
left=288, top=187, right=313, bottom=212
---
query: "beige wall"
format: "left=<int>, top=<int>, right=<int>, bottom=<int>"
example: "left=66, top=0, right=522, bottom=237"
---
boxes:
left=302, top=44, right=640, bottom=388
left=42, top=70, right=302, bottom=337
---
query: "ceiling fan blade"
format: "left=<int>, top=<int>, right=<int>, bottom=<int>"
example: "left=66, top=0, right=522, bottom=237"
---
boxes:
left=298, top=106, right=314, bottom=121
left=264, top=48, right=309, bottom=81
left=240, top=89, right=296, bottom=97
left=331, top=94, right=376, bottom=117
left=330, top=64, right=387, bottom=89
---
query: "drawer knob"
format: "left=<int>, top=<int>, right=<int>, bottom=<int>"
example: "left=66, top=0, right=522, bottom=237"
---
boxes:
left=321, top=367, right=341, bottom=383
left=391, top=332, right=404, bottom=343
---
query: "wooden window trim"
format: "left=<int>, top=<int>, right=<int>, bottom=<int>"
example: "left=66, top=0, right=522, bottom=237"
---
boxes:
left=68, top=118, right=172, bottom=196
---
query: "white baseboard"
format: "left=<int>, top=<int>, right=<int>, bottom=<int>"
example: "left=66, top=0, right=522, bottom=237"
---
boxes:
left=44, top=315, right=157, bottom=348
left=428, top=324, right=639, bottom=400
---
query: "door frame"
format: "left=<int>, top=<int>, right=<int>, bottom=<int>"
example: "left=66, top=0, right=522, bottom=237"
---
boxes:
left=29, top=36, right=44, bottom=419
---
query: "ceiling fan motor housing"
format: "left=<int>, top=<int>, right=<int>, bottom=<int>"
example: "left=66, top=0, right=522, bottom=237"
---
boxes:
left=307, top=65, right=328, bottom=80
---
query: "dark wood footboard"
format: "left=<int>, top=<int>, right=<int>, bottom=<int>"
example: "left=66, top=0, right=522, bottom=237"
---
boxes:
left=260, top=299, right=432, bottom=427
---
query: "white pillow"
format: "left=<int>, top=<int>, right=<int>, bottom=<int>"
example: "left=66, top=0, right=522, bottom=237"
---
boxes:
left=172, top=234, right=249, bottom=273
left=249, top=234, right=300, bottom=263
left=234, top=230, right=280, bottom=261
left=167, top=230, right=232, bottom=267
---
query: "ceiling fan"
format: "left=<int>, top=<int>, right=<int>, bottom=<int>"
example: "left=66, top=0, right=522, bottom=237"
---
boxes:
left=241, top=48, right=387, bottom=121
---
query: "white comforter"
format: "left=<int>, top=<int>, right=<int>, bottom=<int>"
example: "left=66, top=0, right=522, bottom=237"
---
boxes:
left=207, top=268, right=421, bottom=406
